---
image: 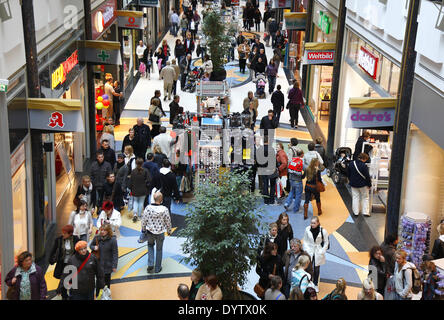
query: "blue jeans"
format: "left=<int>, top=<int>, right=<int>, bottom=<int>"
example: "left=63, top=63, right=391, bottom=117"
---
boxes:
left=147, top=231, right=165, bottom=272
left=285, top=180, right=303, bottom=212
left=133, top=195, right=146, bottom=218
left=268, top=75, right=276, bottom=94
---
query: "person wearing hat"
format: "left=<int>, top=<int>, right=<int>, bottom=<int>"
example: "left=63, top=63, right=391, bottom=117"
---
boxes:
left=61, top=241, right=104, bottom=300
left=49, top=225, right=80, bottom=300
left=96, top=201, right=122, bottom=236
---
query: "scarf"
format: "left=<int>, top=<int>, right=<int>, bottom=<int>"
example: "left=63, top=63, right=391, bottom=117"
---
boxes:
left=310, top=225, right=321, bottom=242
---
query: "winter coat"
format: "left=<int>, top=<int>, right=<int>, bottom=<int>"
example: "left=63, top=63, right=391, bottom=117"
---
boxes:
left=115, top=162, right=129, bottom=190
left=271, top=90, right=285, bottom=112
left=256, top=254, right=284, bottom=289
left=89, top=235, right=118, bottom=274
left=282, top=249, right=313, bottom=286
left=266, top=63, right=278, bottom=77
left=154, top=152, right=168, bottom=168
left=49, top=235, right=80, bottom=279
left=380, top=242, right=396, bottom=275
left=288, top=87, right=304, bottom=105
left=129, top=167, right=151, bottom=197
left=431, top=236, right=444, bottom=260
left=260, top=116, right=278, bottom=131
left=159, top=167, right=181, bottom=200
left=305, top=169, right=323, bottom=191
left=302, top=226, right=329, bottom=266
left=160, top=65, right=177, bottom=84
left=172, top=64, right=181, bottom=81
left=347, top=160, right=372, bottom=188
left=275, top=224, right=293, bottom=257
left=5, top=263, right=47, bottom=300
left=169, top=101, right=180, bottom=125
left=276, top=149, right=288, bottom=177
left=96, top=209, right=122, bottom=234
left=254, top=10, right=262, bottom=23
left=315, top=144, right=326, bottom=164
left=98, top=147, right=116, bottom=168
left=175, top=43, right=186, bottom=58
left=103, top=180, right=124, bottom=209
left=75, top=183, right=97, bottom=209
left=254, top=61, right=266, bottom=74
left=133, top=123, right=152, bottom=153
left=180, top=56, right=192, bottom=74
left=243, top=96, right=259, bottom=112
left=369, top=256, right=387, bottom=294
left=149, top=104, right=163, bottom=125
left=90, top=160, right=112, bottom=189
left=184, top=39, right=195, bottom=54
left=143, top=161, right=161, bottom=190
left=121, top=134, right=139, bottom=155
left=353, top=136, right=373, bottom=160
left=62, top=252, right=104, bottom=296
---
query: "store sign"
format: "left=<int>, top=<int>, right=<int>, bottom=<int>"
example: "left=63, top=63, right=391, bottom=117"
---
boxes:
left=138, top=0, right=159, bottom=7
left=346, top=108, right=395, bottom=128
left=77, top=40, right=122, bottom=66
left=305, top=50, right=335, bottom=64
left=51, top=50, right=79, bottom=90
left=231, top=0, right=240, bottom=6
left=197, top=81, right=227, bottom=96
left=358, top=46, right=379, bottom=80
left=0, top=79, right=8, bottom=93
left=92, top=0, right=117, bottom=40
left=117, top=11, right=144, bottom=29
left=284, top=12, right=307, bottom=31
left=273, top=0, right=292, bottom=8
left=318, top=11, right=331, bottom=34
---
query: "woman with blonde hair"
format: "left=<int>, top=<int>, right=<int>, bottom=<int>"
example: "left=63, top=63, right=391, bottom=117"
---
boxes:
left=357, top=278, right=384, bottom=300
left=303, top=158, right=324, bottom=219
left=288, top=286, right=304, bottom=300
left=393, top=249, right=413, bottom=300
left=153, top=144, right=168, bottom=168
left=189, top=268, right=205, bottom=300
left=100, top=125, right=115, bottom=150
left=89, top=224, right=118, bottom=296
left=124, top=145, right=137, bottom=171
left=290, top=254, right=313, bottom=294
left=322, top=278, right=348, bottom=300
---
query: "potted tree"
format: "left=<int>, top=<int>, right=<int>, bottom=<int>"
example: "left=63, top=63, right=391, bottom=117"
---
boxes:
left=179, top=170, right=265, bottom=300
left=201, top=10, right=231, bottom=81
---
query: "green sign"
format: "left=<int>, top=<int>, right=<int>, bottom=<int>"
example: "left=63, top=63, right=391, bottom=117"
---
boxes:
left=318, top=11, right=331, bottom=35
left=97, top=50, right=111, bottom=63
left=0, top=79, right=8, bottom=93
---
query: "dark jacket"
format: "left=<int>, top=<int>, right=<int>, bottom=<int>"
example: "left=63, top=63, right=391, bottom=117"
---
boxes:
left=263, top=10, right=272, bottom=24
left=5, top=264, right=47, bottom=300
left=288, top=87, right=304, bottom=106
left=115, top=162, right=129, bottom=190
left=180, top=56, right=192, bottom=74
left=255, top=61, right=266, bottom=74
left=260, top=116, right=278, bottom=131
left=305, top=170, right=323, bottom=191
left=347, top=160, right=372, bottom=188
left=89, top=235, right=118, bottom=274
left=160, top=170, right=181, bottom=200
left=142, top=48, right=153, bottom=66
left=90, top=160, right=112, bottom=189
left=276, top=224, right=294, bottom=258
left=154, top=152, right=168, bottom=168
left=49, top=235, right=80, bottom=279
left=254, top=10, right=262, bottom=23
left=431, top=238, right=444, bottom=260
left=282, top=250, right=313, bottom=285
left=103, top=180, right=124, bottom=209
left=133, top=123, right=152, bottom=156
left=380, top=242, right=396, bottom=275
left=129, top=167, right=151, bottom=197
left=121, top=135, right=140, bottom=155
left=169, top=101, right=180, bottom=125
left=174, top=43, right=186, bottom=58
left=98, top=147, right=116, bottom=168
left=62, top=252, right=104, bottom=296
left=256, top=254, right=284, bottom=289
left=353, top=136, right=373, bottom=160
left=184, top=39, right=195, bottom=54
left=75, top=184, right=97, bottom=209
left=189, top=280, right=205, bottom=300
left=143, top=161, right=161, bottom=189
left=369, top=257, right=387, bottom=294
left=315, top=144, right=326, bottom=165
left=271, top=90, right=285, bottom=112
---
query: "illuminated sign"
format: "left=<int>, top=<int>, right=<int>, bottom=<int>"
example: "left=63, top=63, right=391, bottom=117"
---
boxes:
left=358, top=46, right=379, bottom=80
left=305, top=50, right=335, bottom=64
left=51, top=50, right=79, bottom=90
left=92, top=0, right=117, bottom=40
left=318, top=11, right=331, bottom=34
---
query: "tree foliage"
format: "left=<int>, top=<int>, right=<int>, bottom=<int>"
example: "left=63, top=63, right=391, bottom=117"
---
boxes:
left=179, top=170, right=265, bottom=299
left=201, top=10, right=231, bottom=72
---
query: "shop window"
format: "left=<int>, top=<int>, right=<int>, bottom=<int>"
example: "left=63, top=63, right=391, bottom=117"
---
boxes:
left=390, top=63, right=401, bottom=97
left=123, top=32, right=133, bottom=89
left=379, top=57, right=392, bottom=94
left=12, top=161, right=28, bottom=257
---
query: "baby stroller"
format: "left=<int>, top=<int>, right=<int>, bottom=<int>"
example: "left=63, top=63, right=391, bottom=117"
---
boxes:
left=326, top=147, right=352, bottom=184
left=184, top=67, right=202, bottom=93
left=254, top=73, right=267, bottom=99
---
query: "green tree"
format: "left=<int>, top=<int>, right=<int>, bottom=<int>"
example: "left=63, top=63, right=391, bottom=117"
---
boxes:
left=201, top=10, right=231, bottom=74
left=179, top=170, right=265, bottom=299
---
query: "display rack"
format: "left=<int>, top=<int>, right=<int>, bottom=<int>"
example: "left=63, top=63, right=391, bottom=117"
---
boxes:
left=398, top=212, right=432, bottom=268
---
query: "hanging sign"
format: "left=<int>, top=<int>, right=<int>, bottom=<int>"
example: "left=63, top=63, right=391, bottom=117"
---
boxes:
left=303, top=42, right=336, bottom=65
left=272, top=0, right=292, bottom=8
left=51, top=50, right=79, bottom=90
left=318, top=11, right=331, bottom=34
left=346, top=98, right=397, bottom=129
left=77, top=41, right=122, bottom=65
left=358, top=46, right=379, bottom=80
left=116, top=10, right=144, bottom=29
left=284, top=12, right=307, bottom=31
left=92, top=0, right=117, bottom=40
left=138, top=0, right=159, bottom=7
left=0, top=79, right=9, bottom=93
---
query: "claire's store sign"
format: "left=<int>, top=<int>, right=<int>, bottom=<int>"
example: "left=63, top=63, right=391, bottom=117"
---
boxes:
left=358, top=46, right=379, bottom=80
left=346, top=108, right=395, bottom=128
left=305, top=50, right=335, bottom=65
left=51, top=50, right=79, bottom=90
left=92, top=0, right=117, bottom=40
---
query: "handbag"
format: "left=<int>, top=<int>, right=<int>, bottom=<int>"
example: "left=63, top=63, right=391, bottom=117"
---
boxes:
left=6, top=285, right=17, bottom=300
left=254, top=263, right=276, bottom=299
left=316, top=180, right=325, bottom=193
left=149, top=106, right=160, bottom=123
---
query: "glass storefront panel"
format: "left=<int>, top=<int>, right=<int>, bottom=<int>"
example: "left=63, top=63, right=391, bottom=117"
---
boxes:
left=12, top=162, right=28, bottom=257
left=123, top=30, right=134, bottom=89
left=379, top=56, right=392, bottom=93
left=390, top=63, right=401, bottom=97
left=8, top=89, right=28, bottom=153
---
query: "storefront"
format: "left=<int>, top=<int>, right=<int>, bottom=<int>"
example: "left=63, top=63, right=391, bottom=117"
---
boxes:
left=283, top=7, right=307, bottom=76
left=304, top=1, right=337, bottom=138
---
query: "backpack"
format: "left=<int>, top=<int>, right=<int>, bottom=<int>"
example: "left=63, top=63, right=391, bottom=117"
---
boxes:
left=288, top=157, right=303, bottom=172
left=402, top=263, right=422, bottom=294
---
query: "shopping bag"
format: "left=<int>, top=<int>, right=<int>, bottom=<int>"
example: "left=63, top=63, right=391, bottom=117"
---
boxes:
left=157, top=58, right=163, bottom=71
left=97, top=286, right=112, bottom=300
left=384, top=276, right=397, bottom=300
left=139, top=62, right=146, bottom=75
left=276, top=178, right=284, bottom=199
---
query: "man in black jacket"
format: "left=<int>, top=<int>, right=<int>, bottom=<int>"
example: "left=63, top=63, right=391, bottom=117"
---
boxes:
left=260, top=109, right=278, bottom=136
left=98, top=140, right=116, bottom=168
left=271, top=85, right=285, bottom=124
left=90, top=151, right=112, bottom=211
left=159, top=159, right=181, bottom=213
left=256, top=136, right=277, bottom=204
left=169, top=95, right=180, bottom=125
left=133, top=117, right=151, bottom=160
left=180, top=54, right=192, bottom=90
left=61, top=241, right=104, bottom=300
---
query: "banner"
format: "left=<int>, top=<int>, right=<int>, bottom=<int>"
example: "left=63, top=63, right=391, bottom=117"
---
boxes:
left=272, top=0, right=292, bottom=8
left=138, top=0, right=159, bottom=7
left=77, top=41, right=122, bottom=65
left=284, top=12, right=307, bottom=30
left=116, top=10, right=144, bottom=29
